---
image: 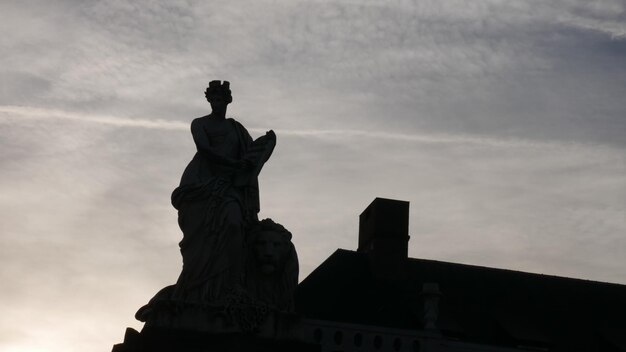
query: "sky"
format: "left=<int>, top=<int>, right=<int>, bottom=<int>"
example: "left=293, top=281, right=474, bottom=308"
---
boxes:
left=1, top=0, right=625, bottom=351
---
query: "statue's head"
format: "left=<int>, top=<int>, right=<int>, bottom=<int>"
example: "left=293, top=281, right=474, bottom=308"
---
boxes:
left=205, top=80, right=233, bottom=106
left=246, top=218, right=298, bottom=310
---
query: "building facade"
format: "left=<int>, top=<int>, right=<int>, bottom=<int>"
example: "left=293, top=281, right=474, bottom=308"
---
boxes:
left=294, top=198, right=626, bottom=352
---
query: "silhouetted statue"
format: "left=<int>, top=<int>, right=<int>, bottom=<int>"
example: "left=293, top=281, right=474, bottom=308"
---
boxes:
left=135, top=81, right=297, bottom=333
left=171, top=80, right=275, bottom=304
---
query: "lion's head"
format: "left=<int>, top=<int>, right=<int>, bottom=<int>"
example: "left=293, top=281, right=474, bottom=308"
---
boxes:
left=245, top=218, right=298, bottom=311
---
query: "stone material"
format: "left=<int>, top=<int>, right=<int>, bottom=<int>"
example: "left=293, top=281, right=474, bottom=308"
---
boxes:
left=112, top=325, right=320, bottom=352
left=130, top=81, right=299, bottom=338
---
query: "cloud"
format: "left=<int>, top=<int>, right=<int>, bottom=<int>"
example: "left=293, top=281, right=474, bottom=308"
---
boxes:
left=0, top=105, right=188, bottom=130
left=3, top=0, right=624, bottom=147
left=3, top=104, right=610, bottom=151
left=554, top=0, right=626, bottom=38
left=1, top=1, right=626, bottom=352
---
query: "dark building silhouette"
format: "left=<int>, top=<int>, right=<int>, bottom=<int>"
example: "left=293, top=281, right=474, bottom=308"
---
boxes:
left=295, top=198, right=626, bottom=352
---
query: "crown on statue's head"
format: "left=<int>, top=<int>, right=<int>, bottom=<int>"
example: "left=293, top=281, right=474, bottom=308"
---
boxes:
left=205, top=80, right=232, bottom=104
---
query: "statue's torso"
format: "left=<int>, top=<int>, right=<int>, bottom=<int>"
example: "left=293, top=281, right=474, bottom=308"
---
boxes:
left=179, top=117, right=242, bottom=187
left=203, top=118, right=240, bottom=161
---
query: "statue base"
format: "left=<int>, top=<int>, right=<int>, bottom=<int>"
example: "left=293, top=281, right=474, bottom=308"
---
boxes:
left=112, top=326, right=319, bottom=352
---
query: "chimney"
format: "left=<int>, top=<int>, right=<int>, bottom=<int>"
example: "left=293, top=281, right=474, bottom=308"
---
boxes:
left=357, top=198, right=410, bottom=281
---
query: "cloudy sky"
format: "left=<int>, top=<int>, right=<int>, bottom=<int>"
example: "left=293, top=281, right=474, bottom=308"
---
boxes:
left=1, top=0, right=625, bottom=351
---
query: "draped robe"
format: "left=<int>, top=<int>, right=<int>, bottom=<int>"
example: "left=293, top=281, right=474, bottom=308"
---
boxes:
left=170, top=117, right=275, bottom=304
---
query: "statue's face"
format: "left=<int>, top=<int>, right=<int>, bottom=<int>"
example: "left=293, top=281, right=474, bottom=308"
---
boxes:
left=253, top=231, right=286, bottom=275
left=207, top=92, right=231, bottom=110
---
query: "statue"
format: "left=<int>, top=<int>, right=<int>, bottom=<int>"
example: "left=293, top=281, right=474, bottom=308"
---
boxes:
left=135, top=81, right=298, bottom=333
left=171, top=80, right=276, bottom=304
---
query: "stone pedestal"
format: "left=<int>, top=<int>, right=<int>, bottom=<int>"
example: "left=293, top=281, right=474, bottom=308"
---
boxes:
left=112, top=326, right=320, bottom=352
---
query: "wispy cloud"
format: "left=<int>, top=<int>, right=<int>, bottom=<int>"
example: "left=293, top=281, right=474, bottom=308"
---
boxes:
left=0, top=105, right=188, bottom=130
left=2, top=1, right=626, bottom=352
left=3, top=105, right=606, bottom=151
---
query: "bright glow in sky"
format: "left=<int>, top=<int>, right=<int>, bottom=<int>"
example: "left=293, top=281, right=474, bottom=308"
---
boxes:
left=1, top=1, right=625, bottom=351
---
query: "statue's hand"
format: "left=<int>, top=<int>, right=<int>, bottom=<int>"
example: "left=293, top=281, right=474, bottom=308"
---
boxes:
left=265, top=130, right=277, bottom=147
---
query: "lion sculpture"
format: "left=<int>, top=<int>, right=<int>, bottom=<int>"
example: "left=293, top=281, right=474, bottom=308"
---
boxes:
left=245, top=218, right=299, bottom=312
